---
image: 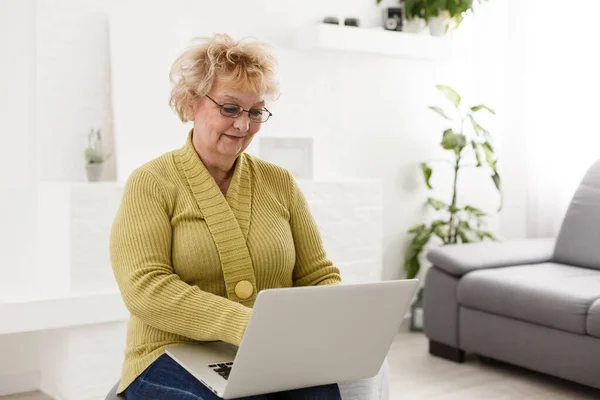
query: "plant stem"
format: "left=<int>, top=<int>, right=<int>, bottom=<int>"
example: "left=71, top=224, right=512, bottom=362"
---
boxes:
left=448, top=154, right=461, bottom=244
left=447, top=114, right=466, bottom=244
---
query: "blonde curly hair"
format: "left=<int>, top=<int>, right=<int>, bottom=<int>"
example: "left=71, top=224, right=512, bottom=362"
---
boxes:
left=169, top=33, right=280, bottom=122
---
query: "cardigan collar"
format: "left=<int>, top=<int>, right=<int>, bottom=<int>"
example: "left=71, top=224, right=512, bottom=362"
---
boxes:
left=176, top=129, right=253, bottom=240
left=174, top=129, right=256, bottom=306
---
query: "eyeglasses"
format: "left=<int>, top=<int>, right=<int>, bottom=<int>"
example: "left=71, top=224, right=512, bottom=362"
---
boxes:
left=205, top=94, right=273, bottom=123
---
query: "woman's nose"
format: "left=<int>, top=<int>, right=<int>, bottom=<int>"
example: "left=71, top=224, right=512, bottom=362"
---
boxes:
left=233, top=112, right=250, bottom=131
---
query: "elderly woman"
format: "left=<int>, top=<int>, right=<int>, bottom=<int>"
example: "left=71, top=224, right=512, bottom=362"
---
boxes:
left=110, top=34, right=343, bottom=399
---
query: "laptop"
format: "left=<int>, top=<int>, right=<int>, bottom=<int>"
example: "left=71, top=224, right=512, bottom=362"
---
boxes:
left=166, top=279, right=418, bottom=399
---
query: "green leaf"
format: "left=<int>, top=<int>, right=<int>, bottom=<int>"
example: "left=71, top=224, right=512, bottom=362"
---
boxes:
left=458, top=230, right=471, bottom=243
left=492, top=171, right=503, bottom=212
left=404, top=257, right=420, bottom=280
left=491, top=171, right=501, bottom=191
left=441, top=129, right=467, bottom=154
left=404, top=227, right=434, bottom=278
left=464, top=205, right=486, bottom=218
left=426, top=197, right=448, bottom=211
left=430, top=219, right=450, bottom=242
left=431, top=219, right=448, bottom=228
left=458, top=220, right=472, bottom=231
left=477, top=230, right=497, bottom=240
left=429, top=106, right=453, bottom=120
left=471, top=140, right=482, bottom=167
left=484, top=140, right=495, bottom=153
left=467, top=114, right=489, bottom=137
left=433, top=224, right=450, bottom=241
left=457, top=220, right=475, bottom=243
left=408, top=223, right=426, bottom=233
left=420, top=162, right=433, bottom=189
left=435, top=85, right=461, bottom=108
left=414, top=228, right=431, bottom=246
left=405, top=243, right=418, bottom=261
left=470, top=104, right=496, bottom=115
left=482, top=142, right=496, bottom=169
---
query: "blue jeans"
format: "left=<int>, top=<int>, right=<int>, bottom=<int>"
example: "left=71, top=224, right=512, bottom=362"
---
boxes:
left=124, top=354, right=342, bottom=400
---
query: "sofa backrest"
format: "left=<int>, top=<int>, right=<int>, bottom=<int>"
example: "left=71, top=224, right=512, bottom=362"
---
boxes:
left=554, top=160, right=600, bottom=270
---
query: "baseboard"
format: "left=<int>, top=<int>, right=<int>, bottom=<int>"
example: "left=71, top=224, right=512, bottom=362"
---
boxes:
left=0, top=370, right=39, bottom=396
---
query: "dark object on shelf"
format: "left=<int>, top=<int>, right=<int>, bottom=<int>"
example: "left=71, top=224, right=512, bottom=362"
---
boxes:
left=410, top=287, right=424, bottom=332
left=323, top=16, right=340, bottom=25
left=383, top=7, right=403, bottom=31
left=344, top=18, right=360, bottom=27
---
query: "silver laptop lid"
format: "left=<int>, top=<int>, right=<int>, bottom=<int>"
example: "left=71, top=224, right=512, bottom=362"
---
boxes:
left=223, top=279, right=418, bottom=398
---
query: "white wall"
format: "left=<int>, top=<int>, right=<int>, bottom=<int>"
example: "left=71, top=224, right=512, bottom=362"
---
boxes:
left=523, top=0, right=600, bottom=237
left=498, top=0, right=529, bottom=240
left=0, top=0, right=39, bottom=394
left=0, top=0, right=38, bottom=298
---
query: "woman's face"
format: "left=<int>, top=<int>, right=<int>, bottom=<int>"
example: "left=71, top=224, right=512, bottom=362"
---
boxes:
left=190, top=79, right=264, bottom=164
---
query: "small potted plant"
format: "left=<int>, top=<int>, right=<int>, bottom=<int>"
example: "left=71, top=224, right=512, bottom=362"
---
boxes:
left=84, top=128, right=110, bottom=182
left=425, top=2, right=451, bottom=37
left=426, top=0, right=488, bottom=37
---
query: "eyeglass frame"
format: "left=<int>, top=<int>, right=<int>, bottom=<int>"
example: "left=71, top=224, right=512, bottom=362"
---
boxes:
left=204, top=94, right=273, bottom=123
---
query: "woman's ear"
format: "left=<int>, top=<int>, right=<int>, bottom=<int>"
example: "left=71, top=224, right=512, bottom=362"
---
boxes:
left=186, top=91, right=198, bottom=122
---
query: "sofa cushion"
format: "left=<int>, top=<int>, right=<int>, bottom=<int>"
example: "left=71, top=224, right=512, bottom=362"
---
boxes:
left=458, top=263, right=600, bottom=335
left=587, top=299, right=600, bottom=338
left=426, top=238, right=555, bottom=278
left=554, top=160, right=600, bottom=271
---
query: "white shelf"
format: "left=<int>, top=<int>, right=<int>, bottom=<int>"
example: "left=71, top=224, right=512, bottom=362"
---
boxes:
left=294, top=24, right=467, bottom=59
left=37, top=182, right=124, bottom=295
left=0, top=291, right=128, bottom=335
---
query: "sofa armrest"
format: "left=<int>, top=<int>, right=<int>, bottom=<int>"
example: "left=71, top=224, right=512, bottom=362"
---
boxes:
left=426, top=238, right=556, bottom=277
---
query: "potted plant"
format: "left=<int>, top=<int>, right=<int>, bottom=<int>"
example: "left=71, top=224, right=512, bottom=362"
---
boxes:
left=404, top=84, right=501, bottom=281
left=84, top=128, right=110, bottom=182
left=425, top=2, right=452, bottom=37
left=406, top=84, right=500, bottom=332
left=402, top=0, right=428, bottom=33
left=426, top=0, right=488, bottom=36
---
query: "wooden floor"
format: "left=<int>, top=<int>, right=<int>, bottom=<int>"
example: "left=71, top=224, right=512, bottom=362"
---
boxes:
left=3, top=332, right=600, bottom=399
left=0, top=394, right=52, bottom=400
left=388, top=332, right=600, bottom=399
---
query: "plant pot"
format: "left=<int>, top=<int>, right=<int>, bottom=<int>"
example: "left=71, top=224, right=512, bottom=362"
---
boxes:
left=428, top=12, right=451, bottom=37
left=402, top=17, right=427, bottom=34
left=410, top=287, right=425, bottom=332
left=86, top=163, right=104, bottom=182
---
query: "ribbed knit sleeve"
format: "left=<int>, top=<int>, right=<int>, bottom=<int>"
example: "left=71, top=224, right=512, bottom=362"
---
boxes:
left=288, top=173, right=342, bottom=287
left=110, top=168, right=252, bottom=346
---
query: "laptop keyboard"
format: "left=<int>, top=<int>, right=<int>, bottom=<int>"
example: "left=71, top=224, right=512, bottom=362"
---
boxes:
left=208, top=362, right=234, bottom=380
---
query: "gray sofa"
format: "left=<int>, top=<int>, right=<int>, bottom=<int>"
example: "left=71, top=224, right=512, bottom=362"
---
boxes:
left=423, top=160, right=600, bottom=390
